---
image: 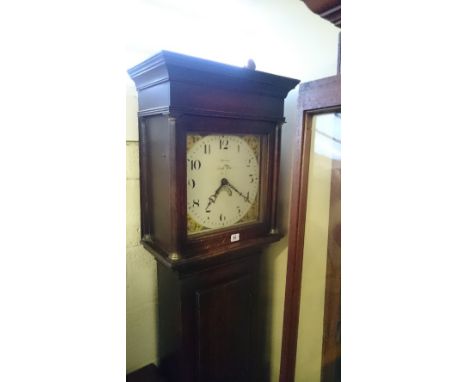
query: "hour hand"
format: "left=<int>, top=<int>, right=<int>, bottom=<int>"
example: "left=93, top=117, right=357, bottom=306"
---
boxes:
left=205, top=179, right=227, bottom=211
left=205, top=193, right=218, bottom=212
left=205, top=194, right=216, bottom=212
left=225, top=179, right=251, bottom=203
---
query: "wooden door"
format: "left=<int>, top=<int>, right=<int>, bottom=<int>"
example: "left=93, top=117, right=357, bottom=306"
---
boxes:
left=157, top=254, right=261, bottom=382
left=196, top=274, right=254, bottom=382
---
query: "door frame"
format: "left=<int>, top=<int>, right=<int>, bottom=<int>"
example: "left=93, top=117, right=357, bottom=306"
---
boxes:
left=279, top=74, right=341, bottom=382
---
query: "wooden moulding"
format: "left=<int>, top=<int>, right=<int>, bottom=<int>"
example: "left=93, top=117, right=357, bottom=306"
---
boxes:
left=302, top=0, right=341, bottom=26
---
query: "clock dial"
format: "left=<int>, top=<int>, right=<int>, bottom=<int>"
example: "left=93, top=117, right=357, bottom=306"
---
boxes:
left=187, top=134, right=261, bottom=235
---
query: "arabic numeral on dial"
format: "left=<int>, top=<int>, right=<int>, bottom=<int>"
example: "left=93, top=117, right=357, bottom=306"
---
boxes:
left=192, top=199, right=200, bottom=207
left=204, top=144, right=211, bottom=154
left=188, top=179, right=196, bottom=188
left=219, top=213, right=226, bottom=222
left=190, top=159, right=201, bottom=170
left=219, top=139, right=229, bottom=150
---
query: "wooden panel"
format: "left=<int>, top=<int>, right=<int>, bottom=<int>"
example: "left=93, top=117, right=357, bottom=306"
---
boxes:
left=145, top=115, right=176, bottom=253
left=171, top=81, right=285, bottom=120
left=196, top=276, right=254, bottom=382
left=157, top=254, right=262, bottom=382
left=298, top=75, right=341, bottom=112
left=157, top=264, right=183, bottom=382
left=302, top=0, right=341, bottom=27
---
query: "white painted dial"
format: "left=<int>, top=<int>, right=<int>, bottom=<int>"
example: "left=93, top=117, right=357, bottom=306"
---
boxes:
left=187, top=134, right=260, bottom=234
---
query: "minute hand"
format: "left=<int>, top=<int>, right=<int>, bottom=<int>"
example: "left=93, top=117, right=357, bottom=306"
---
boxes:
left=226, top=180, right=251, bottom=203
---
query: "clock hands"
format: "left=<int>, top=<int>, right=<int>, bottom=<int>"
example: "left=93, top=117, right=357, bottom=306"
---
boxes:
left=205, top=177, right=251, bottom=212
left=224, top=179, right=251, bottom=203
left=205, top=178, right=232, bottom=212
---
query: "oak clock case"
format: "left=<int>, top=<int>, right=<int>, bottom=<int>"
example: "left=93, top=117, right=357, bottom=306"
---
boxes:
left=128, top=51, right=299, bottom=382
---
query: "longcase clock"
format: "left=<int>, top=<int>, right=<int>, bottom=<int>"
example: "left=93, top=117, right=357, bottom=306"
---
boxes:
left=128, top=51, right=299, bottom=382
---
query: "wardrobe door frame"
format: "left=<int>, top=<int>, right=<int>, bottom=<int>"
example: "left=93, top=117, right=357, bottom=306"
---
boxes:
left=279, top=74, right=341, bottom=382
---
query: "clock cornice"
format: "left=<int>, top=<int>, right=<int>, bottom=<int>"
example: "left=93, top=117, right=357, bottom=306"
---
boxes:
left=128, top=50, right=300, bottom=98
